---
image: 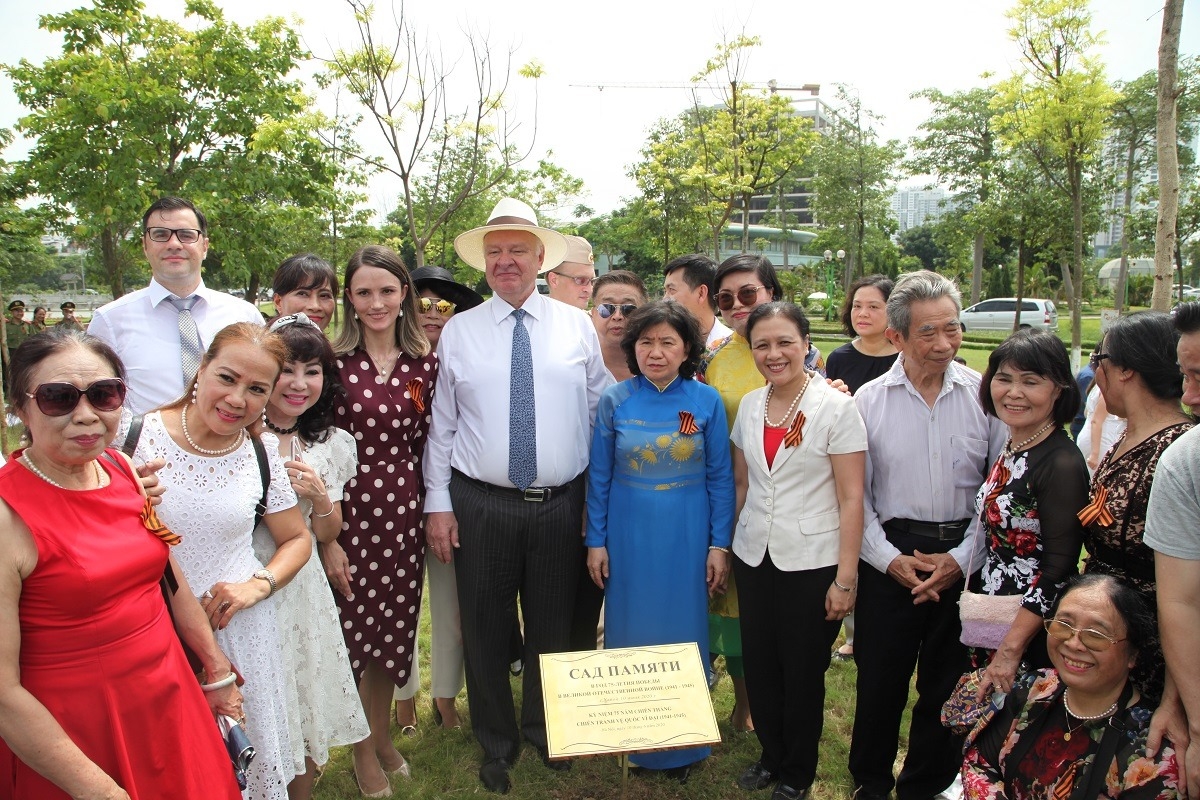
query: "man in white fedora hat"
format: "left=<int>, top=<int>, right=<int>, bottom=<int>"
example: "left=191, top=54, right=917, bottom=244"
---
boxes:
left=545, top=235, right=596, bottom=310
left=424, top=197, right=608, bottom=793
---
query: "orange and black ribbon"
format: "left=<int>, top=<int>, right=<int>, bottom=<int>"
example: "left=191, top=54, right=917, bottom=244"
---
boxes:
left=141, top=497, right=181, bottom=546
left=407, top=378, right=425, bottom=413
left=783, top=411, right=806, bottom=448
left=678, top=411, right=699, bottom=435
left=983, top=460, right=1011, bottom=511
left=1077, top=484, right=1115, bottom=527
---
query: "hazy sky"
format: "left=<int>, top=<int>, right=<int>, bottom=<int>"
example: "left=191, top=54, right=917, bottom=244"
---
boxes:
left=1, top=0, right=1194, bottom=223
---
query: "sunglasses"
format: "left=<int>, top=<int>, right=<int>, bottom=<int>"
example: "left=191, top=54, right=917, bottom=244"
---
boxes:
left=597, top=303, right=638, bottom=319
left=715, top=285, right=766, bottom=311
left=419, top=298, right=456, bottom=315
left=1044, top=618, right=1125, bottom=652
left=28, top=379, right=127, bottom=417
left=144, top=227, right=203, bottom=244
left=1089, top=352, right=1110, bottom=369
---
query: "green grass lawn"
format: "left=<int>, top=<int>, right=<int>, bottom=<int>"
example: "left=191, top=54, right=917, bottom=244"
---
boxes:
left=308, top=581, right=911, bottom=800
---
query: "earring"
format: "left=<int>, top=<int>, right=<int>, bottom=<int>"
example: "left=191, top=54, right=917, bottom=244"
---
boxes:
left=191, top=383, right=198, bottom=404
left=398, top=308, right=404, bottom=318
left=262, top=410, right=268, bottom=426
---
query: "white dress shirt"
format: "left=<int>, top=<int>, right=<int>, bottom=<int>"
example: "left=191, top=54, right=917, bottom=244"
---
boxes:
left=854, top=356, right=1008, bottom=576
left=731, top=377, right=868, bottom=571
left=87, top=278, right=265, bottom=414
left=706, top=318, right=733, bottom=349
left=424, top=291, right=608, bottom=512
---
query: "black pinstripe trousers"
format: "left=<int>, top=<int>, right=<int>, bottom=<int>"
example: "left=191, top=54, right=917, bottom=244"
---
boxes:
left=450, top=469, right=586, bottom=762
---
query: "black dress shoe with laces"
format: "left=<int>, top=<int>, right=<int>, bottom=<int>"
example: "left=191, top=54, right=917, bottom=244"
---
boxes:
left=479, top=758, right=512, bottom=794
left=737, top=761, right=777, bottom=791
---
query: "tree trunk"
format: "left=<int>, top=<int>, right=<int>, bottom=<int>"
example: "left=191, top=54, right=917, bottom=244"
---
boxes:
left=972, top=230, right=985, bottom=305
left=100, top=227, right=126, bottom=299
left=1153, top=0, right=1185, bottom=312
left=1071, top=165, right=1084, bottom=372
left=246, top=273, right=261, bottom=309
left=1115, top=138, right=1137, bottom=313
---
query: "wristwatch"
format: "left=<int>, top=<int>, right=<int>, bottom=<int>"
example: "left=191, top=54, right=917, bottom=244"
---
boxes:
left=252, top=568, right=277, bottom=597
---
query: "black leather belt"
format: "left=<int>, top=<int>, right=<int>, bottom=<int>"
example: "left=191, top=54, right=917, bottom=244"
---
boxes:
left=884, top=517, right=971, bottom=541
left=453, top=469, right=577, bottom=503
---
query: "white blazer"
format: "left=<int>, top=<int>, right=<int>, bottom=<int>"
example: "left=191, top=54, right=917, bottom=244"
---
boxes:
left=730, top=377, right=868, bottom=571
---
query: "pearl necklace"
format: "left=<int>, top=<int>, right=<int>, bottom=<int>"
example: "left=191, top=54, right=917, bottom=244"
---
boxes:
left=23, top=452, right=102, bottom=490
left=264, top=416, right=300, bottom=435
left=764, top=372, right=811, bottom=428
left=181, top=404, right=245, bottom=456
left=1004, top=419, right=1056, bottom=458
left=1062, top=689, right=1119, bottom=741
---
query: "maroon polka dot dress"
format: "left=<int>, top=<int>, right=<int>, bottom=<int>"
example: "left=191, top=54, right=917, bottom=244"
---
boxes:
left=333, top=348, right=437, bottom=685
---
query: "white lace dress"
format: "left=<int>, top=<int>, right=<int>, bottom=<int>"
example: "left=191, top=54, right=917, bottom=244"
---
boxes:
left=252, top=427, right=369, bottom=770
left=132, top=412, right=298, bottom=800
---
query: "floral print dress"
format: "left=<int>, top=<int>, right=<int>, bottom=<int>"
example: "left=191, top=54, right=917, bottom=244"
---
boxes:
left=963, top=670, right=1180, bottom=800
left=971, top=429, right=1089, bottom=666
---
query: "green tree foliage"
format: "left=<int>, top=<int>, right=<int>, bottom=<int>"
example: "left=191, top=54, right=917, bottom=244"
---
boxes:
left=909, top=86, right=1006, bottom=304
left=326, top=0, right=545, bottom=267
left=993, top=0, right=1116, bottom=363
left=898, top=225, right=948, bottom=271
left=629, top=113, right=711, bottom=265
left=809, top=85, right=903, bottom=288
left=6, top=0, right=348, bottom=298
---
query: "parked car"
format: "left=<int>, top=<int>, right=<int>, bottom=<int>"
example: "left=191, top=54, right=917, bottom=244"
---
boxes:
left=959, top=298, right=1058, bottom=332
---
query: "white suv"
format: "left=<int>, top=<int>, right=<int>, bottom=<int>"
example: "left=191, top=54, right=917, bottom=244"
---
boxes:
left=959, top=298, right=1058, bottom=332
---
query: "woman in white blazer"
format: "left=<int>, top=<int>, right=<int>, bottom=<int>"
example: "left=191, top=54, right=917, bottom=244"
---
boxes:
left=730, top=302, right=868, bottom=800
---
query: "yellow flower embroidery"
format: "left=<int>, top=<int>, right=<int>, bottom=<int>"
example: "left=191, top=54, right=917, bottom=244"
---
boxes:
left=670, top=437, right=696, bottom=462
left=655, top=434, right=673, bottom=449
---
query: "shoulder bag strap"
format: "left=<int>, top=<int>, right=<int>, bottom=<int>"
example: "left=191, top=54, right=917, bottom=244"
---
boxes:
left=120, top=414, right=144, bottom=458
left=251, top=435, right=269, bottom=529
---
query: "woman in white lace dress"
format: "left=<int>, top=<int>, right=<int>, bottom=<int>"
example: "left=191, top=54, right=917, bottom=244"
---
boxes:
left=131, top=323, right=312, bottom=800
left=252, top=313, right=370, bottom=799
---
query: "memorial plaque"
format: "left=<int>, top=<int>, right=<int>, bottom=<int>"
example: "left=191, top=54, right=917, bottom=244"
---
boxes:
left=540, top=642, right=720, bottom=760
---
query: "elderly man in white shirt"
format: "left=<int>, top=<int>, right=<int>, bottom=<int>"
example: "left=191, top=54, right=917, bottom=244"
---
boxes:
left=424, top=198, right=608, bottom=795
left=87, top=197, right=264, bottom=414
left=848, top=271, right=1007, bottom=800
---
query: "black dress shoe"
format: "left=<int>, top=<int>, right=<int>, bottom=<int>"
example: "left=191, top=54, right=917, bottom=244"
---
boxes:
left=479, top=758, right=512, bottom=794
left=852, top=787, right=891, bottom=800
left=738, top=761, right=777, bottom=791
left=772, top=784, right=807, bottom=800
left=537, top=748, right=572, bottom=772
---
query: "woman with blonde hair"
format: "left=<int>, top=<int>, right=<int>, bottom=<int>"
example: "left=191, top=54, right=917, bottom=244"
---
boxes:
left=323, top=245, right=436, bottom=795
left=129, top=322, right=314, bottom=800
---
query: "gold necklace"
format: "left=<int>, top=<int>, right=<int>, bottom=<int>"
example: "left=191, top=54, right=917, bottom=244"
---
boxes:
left=764, top=372, right=811, bottom=428
left=1004, top=419, right=1056, bottom=458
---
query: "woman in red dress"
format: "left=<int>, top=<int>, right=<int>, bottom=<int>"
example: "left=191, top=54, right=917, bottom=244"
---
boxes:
left=0, top=329, right=242, bottom=800
left=324, top=245, right=436, bottom=795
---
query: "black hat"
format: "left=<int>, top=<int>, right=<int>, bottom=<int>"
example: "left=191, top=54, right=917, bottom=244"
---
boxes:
left=7, top=300, right=24, bottom=311
left=410, top=266, right=484, bottom=311
left=60, top=301, right=76, bottom=311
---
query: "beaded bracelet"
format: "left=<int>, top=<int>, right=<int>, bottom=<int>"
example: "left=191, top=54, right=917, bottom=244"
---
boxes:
left=201, top=671, right=237, bottom=692
left=708, top=545, right=730, bottom=553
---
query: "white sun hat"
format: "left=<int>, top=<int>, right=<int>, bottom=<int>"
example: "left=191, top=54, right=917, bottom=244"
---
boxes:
left=453, top=197, right=569, bottom=274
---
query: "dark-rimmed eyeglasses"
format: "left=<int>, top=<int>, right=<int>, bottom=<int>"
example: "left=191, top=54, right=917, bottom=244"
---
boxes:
left=28, top=379, right=126, bottom=416
left=1044, top=618, right=1125, bottom=652
left=597, top=303, right=638, bottom=319
left=419, top=298, right=456, bottom=315
left=144, top=227, right=203, bottom=244
left=1089, top=352, right=1111, bottom=369
left=714, top=285, right=766, bottom=311
left=551, top=271, right=595, bottom=287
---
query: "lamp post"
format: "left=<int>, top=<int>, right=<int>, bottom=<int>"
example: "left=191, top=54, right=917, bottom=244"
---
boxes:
left=822, top=249, right=844, bottom=322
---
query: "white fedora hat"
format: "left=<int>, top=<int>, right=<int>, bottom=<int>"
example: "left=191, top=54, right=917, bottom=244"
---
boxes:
left=453, top=198, right=568, bottom=273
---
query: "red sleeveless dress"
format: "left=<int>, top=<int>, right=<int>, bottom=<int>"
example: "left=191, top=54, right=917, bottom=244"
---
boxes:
left=0, top=450, right=240, bottom=800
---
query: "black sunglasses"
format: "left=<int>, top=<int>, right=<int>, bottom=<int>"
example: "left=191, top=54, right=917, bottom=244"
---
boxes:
left=28, top=379, right=127, bottom=417
left=715, top=285, right=765, bottom=311
left=1089, top=352, right=1110, bottom=369
left=597, top=303, right=638, bottom=319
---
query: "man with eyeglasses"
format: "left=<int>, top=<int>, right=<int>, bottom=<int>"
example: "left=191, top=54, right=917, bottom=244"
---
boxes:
left=590, top=270, right=647, bottom=383
left=545, top=235, right=596, bottom=310
left=87, top=197, right=264, bottom=414
left=1145, top=301, right=1200, bottom=799
left=849, top=270, right=1006, bottom=800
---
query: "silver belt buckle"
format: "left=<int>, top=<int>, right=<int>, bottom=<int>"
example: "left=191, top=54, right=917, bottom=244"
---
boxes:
left=523, top=487, right=548, bottom=502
